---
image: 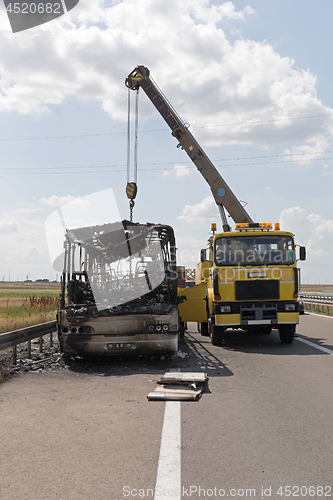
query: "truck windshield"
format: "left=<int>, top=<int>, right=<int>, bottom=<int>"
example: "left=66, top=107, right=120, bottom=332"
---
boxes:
left=215, top=235, right=295, bottom=266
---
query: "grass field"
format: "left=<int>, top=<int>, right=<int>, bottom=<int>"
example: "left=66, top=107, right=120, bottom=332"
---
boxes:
left=0, top=282, right=59, bottom=334
left=300, top=284, right=333, bottom=293
left=0, top=281, right=60, bottom=294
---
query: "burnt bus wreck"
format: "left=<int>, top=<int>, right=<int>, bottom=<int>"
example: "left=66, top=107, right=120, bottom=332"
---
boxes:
left=57, top=220, right=179, bottom=358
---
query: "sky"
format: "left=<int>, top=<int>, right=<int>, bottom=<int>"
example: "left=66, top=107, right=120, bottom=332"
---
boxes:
left=0, top=0, right=332, bottom=284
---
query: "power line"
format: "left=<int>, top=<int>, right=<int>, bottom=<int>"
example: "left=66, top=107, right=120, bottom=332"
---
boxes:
left=0, top=148, right=333, bottom=172
left=1, top=112, right=333, bottom=142
left=1, top=155, right=332, bottom=175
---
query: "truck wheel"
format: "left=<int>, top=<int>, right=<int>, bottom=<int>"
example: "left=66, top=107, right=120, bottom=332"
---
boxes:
left=200, top=322, right=209, bottom=337
left=279, top=325, right=295, bottom=344
left=211, top=326, right=224, bottom=346
left=209, top=319, right=224, bottom=346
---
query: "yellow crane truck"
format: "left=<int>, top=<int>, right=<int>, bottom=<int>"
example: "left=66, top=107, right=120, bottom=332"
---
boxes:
left=192, top=222, right=305, bottom=344
left=125, top=66, right=306, bottom=345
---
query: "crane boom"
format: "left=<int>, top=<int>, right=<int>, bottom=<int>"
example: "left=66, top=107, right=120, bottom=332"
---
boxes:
left=125, top=65, right=253, bottom=229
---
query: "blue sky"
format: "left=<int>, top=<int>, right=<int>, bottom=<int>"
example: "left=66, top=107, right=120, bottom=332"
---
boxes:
left=0, top=0, right=332, bottom=284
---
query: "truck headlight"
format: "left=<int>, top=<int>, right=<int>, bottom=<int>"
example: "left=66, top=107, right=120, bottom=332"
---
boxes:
left=285, top=304, right=296, bottom=311
left=220, top=306, right=231, bottom=313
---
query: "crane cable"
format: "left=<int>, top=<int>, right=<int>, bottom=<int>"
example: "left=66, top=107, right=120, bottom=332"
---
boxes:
left=126, top=88, right=139, bottom=222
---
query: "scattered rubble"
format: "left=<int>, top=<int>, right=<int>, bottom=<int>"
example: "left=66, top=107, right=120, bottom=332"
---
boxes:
left=171, top=350, right=190, bottom=359
left=0, top=337, right=197, bottom=381
left=0, top=338, right=65, bottom=377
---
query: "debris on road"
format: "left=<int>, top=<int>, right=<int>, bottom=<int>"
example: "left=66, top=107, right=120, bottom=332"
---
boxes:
left=148, top=372, right=207, bottom=401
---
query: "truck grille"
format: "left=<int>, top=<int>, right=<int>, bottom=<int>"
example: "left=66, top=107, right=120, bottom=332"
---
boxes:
left=235, top=280, right=280, bottom=301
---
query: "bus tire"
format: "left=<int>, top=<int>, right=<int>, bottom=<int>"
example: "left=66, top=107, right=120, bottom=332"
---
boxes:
left=179, top=321, right=186, bottom=338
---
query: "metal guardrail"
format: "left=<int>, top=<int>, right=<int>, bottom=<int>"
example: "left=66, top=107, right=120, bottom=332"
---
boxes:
left=299, top=294, right=333, bottom=315
left=300, top=293, right=333, bottom=306
left=0, top=320, right=57, bottom=365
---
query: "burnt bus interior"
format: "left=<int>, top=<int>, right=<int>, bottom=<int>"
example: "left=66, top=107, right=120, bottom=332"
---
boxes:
left=60, top=220, right=178, bottom=319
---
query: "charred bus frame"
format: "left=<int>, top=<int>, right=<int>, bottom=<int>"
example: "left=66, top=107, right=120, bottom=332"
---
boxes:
left=57, top=220, right=179, bottom=358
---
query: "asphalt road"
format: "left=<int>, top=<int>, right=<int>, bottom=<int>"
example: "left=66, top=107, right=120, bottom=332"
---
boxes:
left=1, top=313, right=332, bottom=500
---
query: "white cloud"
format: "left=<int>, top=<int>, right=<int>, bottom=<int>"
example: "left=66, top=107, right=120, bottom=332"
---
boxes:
left=0, top=0, right=331, bottom=151
left=39, top=194, right=80, bottom=206
left=5, top=208, right=40, bottom=215
left=284, top=139, right=330, bottom=165
left=279, top=206, right=333, bottom=281
left=178, top=195, right=219, bottom=224
left=0, top=220, right=18, bottom=233
left=162, top=164, right=190, bottom=177
left=322, top=164, right=333, bottom=176
left=22, top=247, right=49, bottom=265
left=176, top=235, right=208, bottom=266
left=190, top=1, right=254, bottom=23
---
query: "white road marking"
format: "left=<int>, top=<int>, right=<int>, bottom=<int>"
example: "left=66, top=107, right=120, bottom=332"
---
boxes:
left=154, top=401, right=181, bottom=499
left=296, top=337, right=333, bottom=354
left=306, top=312, right=333, bottom=320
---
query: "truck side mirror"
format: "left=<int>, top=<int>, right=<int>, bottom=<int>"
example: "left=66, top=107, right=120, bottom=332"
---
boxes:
left=200, top=249, right=206, bottom=262
left=299, top=246, right=306, bottom=261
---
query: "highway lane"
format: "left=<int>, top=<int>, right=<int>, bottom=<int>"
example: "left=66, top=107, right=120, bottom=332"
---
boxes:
left=296, top=312, right=333, bottom=352
left=0, top=363, right=167, bottom=500
left=0, top=313, right=332, bottom=500
left=181, top=316, right=333, bottom=499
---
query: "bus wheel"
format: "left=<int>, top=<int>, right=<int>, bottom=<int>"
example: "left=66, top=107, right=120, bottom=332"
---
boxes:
left=179, top=321, right=186, bottom=338
left=200, top=323, right=209, bottom=337
left=279, top=325, right=295, bottom=344
left=62, top=353, right=71, bottom=363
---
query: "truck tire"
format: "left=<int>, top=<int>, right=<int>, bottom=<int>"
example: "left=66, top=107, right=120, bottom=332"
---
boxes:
left=279, top=324, right=295, bottom=344
left=200, top=322, right=209, bottom=337
left=209, top=319, right=224, bottom=346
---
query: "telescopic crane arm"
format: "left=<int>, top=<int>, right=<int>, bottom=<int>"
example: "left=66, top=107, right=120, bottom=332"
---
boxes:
left=125, top=65, right=253, bottom=230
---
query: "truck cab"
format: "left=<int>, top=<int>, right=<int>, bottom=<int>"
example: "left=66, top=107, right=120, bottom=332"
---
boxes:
left=201, top=222, right=306, bottom=345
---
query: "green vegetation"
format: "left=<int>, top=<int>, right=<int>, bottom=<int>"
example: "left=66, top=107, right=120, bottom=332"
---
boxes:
left=0, top=302, right=57, bottom=334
